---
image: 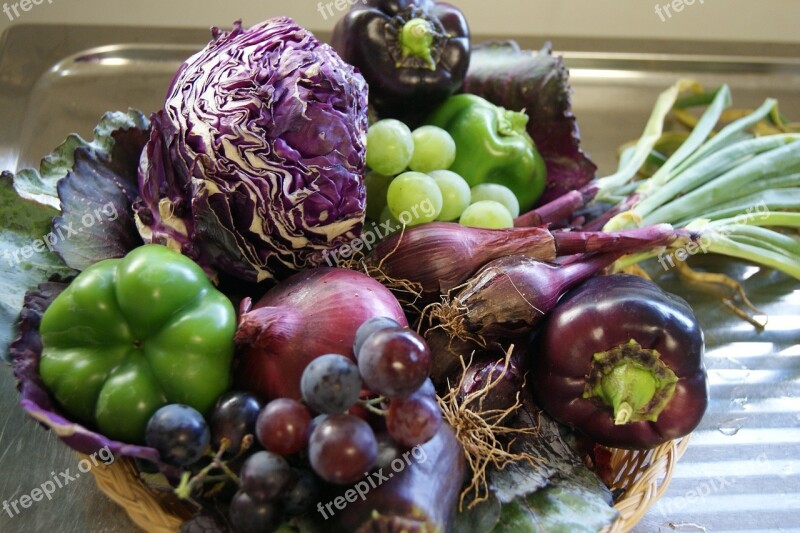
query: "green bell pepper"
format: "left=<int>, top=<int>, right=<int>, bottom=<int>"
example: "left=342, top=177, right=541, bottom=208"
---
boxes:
left=427, top=93, right=547, bottom=210
left=39, top=244, right=235, bottom=443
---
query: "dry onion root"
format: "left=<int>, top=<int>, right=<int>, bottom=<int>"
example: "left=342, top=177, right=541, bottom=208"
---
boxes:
left=437, top=347, right=541, bottom=510
left=421, top=292, right=484, bottom=348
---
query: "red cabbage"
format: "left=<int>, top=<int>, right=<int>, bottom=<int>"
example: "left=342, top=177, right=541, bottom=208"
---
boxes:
left=136, top=18, right=369, bottom=283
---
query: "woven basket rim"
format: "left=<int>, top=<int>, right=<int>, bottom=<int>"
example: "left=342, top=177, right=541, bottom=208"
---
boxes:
left=84, top=435, right=689, bottom=533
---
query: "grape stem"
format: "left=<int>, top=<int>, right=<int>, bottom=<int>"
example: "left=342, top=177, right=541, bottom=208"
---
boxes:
left=359, top=396, right=389, bottom=417
left=173, top=436, right=249, bottom=500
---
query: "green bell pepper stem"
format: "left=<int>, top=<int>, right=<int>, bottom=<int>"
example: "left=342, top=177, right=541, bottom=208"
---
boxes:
left=584, top=340, right=678, bottom=425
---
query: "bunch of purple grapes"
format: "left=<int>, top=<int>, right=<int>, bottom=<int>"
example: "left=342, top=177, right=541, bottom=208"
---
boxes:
left=144, top=317, right=441, bottom=532
left=259, top=317, right=442, bottom=485
left=320, top=318, right=441, bottom=481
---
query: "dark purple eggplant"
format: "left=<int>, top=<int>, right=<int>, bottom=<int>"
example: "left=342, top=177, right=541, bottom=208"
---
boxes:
left=336, top=424, right=466, bottom=532
left=531, top=274, right=708, bottom=449
left=331, top=0, right=470, bottom=124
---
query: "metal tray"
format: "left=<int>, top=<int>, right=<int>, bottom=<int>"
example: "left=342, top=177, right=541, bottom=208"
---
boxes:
left=1, top=23, right=798, bottom=533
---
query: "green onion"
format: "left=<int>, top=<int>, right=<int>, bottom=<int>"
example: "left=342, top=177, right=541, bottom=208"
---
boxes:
left=592, top=83, right=800, bottom=281
left=595, top=79, right=704, bottom=196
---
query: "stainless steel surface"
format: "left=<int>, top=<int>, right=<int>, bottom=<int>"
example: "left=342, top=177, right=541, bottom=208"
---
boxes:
left=1, top=23, right=799, bottom=533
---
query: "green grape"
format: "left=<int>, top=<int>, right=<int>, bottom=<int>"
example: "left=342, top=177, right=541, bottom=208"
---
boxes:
left=366, top=119, right=414, bottom=176
left=459, top=200, right=514, bottom=229
left=409, top=126, right=457, bottom=173
left=429, top=170, right=471, bottom=222
left=365, top=171, right=393, bottom=221
left=470, top=183, right=521, bottom=218
left=386, top=172, right=443, bottom=226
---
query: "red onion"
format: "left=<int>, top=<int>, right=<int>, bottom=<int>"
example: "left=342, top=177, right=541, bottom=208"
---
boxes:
left=234, top=268, right=407, bottom=400
left=365, top=221, right=680, bottom=303
left=432, top=252, right=623, bottom=341
left=457, top=347, right=527, bottom=420
left=364, top=222, right=556, bottom=300
left=514, top=184, right=599, bottom=228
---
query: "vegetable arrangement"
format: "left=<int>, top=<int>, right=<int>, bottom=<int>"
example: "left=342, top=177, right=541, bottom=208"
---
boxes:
left=2, top=1, right=800, bottom=532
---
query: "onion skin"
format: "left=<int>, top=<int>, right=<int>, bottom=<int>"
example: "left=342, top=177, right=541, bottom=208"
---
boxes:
left=365, top=222, right=556, bottom=299
left=450, top=252, right=622, bottom=340
left=233, top=268, right=407, bottom=400
left=457, top=347, right=527, bottom=418
left=426, top=327, right=485, bottom=385
left=531, top=274, right=708, bottom=449
left=364, top=221, right=680, bottom=304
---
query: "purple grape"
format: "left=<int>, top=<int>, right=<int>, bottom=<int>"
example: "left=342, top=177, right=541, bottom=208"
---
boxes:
left=358, top=327, right=432, bottom=398
left=240, top=451, right=292, bottom=502
left=145, top=404, right=210, bottom=467
left=256, top=398, right=311, bottom=456
left=353, top=316, right=401, bottom=358
left=301, top=354, right=362, bottom=414
left=282, top=468, right=320, bottom=516
left=387, top=394, right=442, bottom=447
left=416, top=377, right=437, bottom=398
left=229, top=490, right=281, bottom=533
left=308, top=413, right=377, bottom=484
left=209, top=391, right=263, bottom=456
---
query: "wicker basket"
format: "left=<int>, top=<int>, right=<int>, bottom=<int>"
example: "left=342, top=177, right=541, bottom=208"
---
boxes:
left=82, top=436, right=689, bottom=532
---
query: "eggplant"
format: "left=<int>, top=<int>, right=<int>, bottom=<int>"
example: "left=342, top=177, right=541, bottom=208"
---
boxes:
left=336, top=424, right=466, bottom=532
left=531, top=274, right=709, bottom=449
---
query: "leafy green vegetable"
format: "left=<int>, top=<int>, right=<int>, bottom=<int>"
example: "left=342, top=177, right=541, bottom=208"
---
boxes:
left=0, top=175, right=75, bottom=361
left=454, top=394, right=618, bottom=532
left=595, top=86, right=800, bottom=280
left=494, top=469, right=617, bottom=533
left=0, top=109, right=149, bottom=360
left=10, top=109, right=149, bottom=209
left=53, top=127, right=147, bottom=270
left=452, top=493, right=502, bottom=533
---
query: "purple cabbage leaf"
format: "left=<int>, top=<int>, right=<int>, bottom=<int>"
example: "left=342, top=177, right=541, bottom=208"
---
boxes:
left=53, top=126, right=148, bottom=270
